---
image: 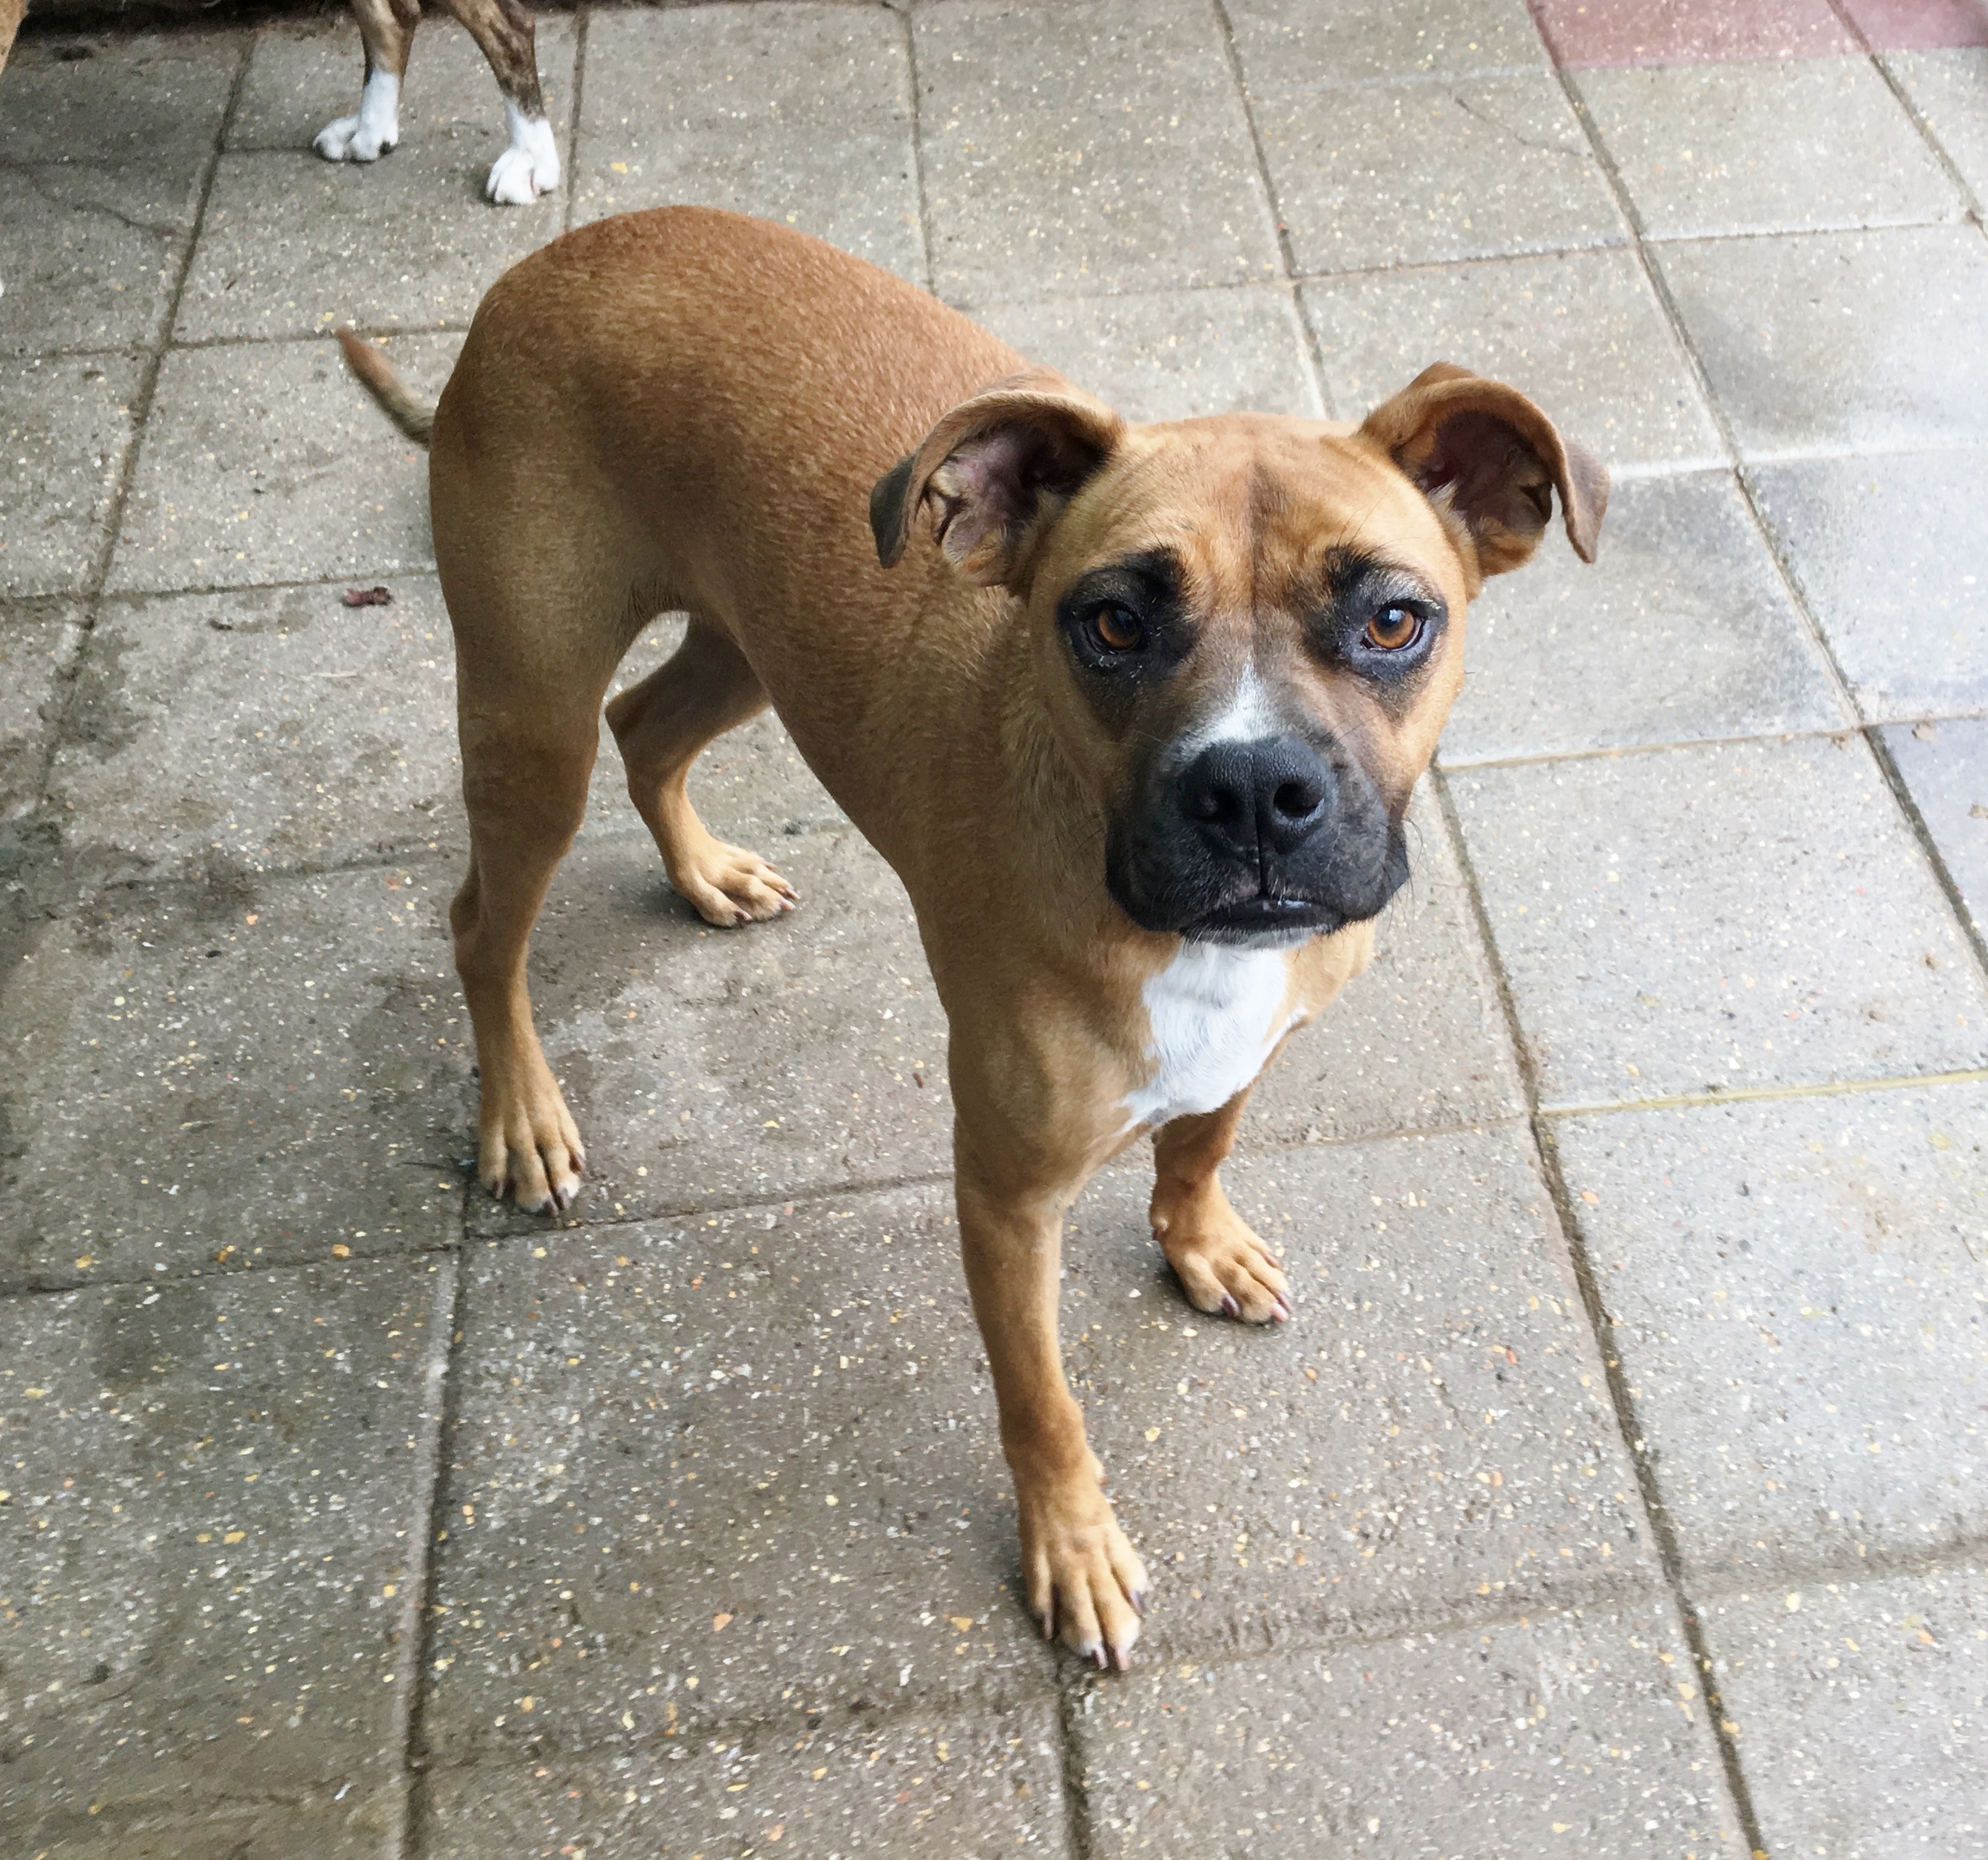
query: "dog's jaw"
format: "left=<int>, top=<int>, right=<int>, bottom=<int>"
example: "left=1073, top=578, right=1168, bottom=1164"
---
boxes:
left=486, top=99, right=561, bottom=205
left=314, top=68, right=400, bottom=164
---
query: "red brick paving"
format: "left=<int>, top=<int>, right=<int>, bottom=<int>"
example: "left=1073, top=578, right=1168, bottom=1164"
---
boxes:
left=1526, top=0, right=1857, bottom=67
left=1840, top=0, right=1988, bottom=50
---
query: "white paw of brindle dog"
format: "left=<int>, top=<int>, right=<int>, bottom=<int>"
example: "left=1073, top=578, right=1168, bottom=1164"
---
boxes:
left=337, top=207, right=1609, bottom=1672
left=0, top=0, right=559, bottom=209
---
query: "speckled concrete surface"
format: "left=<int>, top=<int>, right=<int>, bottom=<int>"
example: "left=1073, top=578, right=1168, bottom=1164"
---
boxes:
left=2, top=4, right=1985, bottom=1856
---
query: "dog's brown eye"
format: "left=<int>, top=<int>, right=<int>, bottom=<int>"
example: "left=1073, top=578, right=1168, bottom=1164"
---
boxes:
left=1364, top=605, right=1421, bottom=652
left=1089, top=604, right=1145, bottom=653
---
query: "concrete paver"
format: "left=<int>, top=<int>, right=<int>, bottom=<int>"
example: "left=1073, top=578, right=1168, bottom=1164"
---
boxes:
left=1062, top=1131, right=1654, bottom=1665
left=1884, top=718, right=1988, bottom=940
left=1553, top=1084, right=1988, bottom=1580
left=1258, top=73, right=1623, bottom=277
left=427, top=1191, right=1053, bottom=1759
left=1441, top=469, right=1847, bottom=764
left=1450, top=736, right=1988, bottom=1109
left=0, top=162, right=200, bottom=361
left=1224, top=0, right=1549, bottom=89
left=1887, top=49, right=1988, bottom=206
left=107, top=333, right=453, bottom=594
left=462, top=827, right=950, bottom=1234
left=183, top=20, right=577, bottom=342
left=0, top=351, right=145, bottom=598
left=1300, top=247, right=1725, bottom=471
left=1748, top=449, right=1988, bottom=722
left=1657, top=224, right=1988, bottom=458
left=1071, top=1598, right=1745, bottom=1858
left=971, top=283, right=1321, bottom=422
left=573, top=2, right=924, bottom=285
left=0, top=29, right=237, bottom=169
left=1577, top=57, right=1964, bottom=237
left=419, top=1694, right=1070, bottom=1859
left=915, top=0, right=1279, bottom=301
left=0, top=862, right=467, bottom=1292
left=50, top=579, right=464, bottom=882
left=0, top=1256, right=450, bottom=1857
left=1243, top=791, right=1526, bottom=1147
left=1701, top=1567, right=1988, bottom=1860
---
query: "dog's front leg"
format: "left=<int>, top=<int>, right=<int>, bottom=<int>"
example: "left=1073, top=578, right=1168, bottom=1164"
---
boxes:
left=956, top=1143, right=1149, bottom=1670
left=317, top=0, right=416, bottom=164
left=1149, top=1089, right=1291, bottom=1323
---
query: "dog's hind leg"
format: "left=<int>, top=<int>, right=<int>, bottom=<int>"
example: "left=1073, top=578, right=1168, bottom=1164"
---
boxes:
left=1149, top=1089, right=1291, bottom=1323
left=317, top=0, right=419, bottom=163
left=605, top=621, right=798, bottom=927
left=432, top=0, right=559, bottom=203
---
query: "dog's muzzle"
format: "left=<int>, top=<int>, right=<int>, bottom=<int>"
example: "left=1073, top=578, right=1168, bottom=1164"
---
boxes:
left=1106, top=731, right=1408, bottom=944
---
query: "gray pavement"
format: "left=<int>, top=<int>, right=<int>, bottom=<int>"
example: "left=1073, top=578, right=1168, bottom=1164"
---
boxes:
left=2, top=3, right=1986, bottom=1856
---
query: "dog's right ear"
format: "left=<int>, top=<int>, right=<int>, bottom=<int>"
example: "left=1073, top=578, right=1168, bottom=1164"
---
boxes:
left=870, top=371, right=1125, bottom=591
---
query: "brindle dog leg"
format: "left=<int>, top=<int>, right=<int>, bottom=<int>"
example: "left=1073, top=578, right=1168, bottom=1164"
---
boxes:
left=605, top=620, right=797, bottom=927
left=432, top=0, right=561, bottom=203
left=316, top=0, right=420, bottom=163
left=956, top=1134, right=1149, bottom=1669
left=1149, top=1089, right=1291, bottom=1324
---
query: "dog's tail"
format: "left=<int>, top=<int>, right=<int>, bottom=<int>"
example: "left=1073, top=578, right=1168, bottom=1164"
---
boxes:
left=336, top=328, right=436, bottom=446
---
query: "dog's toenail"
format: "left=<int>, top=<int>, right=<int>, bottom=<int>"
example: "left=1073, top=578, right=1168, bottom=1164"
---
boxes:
left=1091, top=1645, right=1108, bottom=1671
left=1129, top=1589, right=1146, bottom=1617
left=1220, top=1293, right=1240, bottom=1319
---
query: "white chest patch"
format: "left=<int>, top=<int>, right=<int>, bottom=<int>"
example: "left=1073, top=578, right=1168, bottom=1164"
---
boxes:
left=1121, top=943, right=1296, bottom=1132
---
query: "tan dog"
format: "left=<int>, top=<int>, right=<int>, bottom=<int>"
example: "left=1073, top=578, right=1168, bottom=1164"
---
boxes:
left=0, top=0, right=556, bottom=205
left=340, top=207, right=1605, bottom=1668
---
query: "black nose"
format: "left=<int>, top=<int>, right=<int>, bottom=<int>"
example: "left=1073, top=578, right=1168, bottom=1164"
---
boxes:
left=1176, top=737, right=1333, bottom=862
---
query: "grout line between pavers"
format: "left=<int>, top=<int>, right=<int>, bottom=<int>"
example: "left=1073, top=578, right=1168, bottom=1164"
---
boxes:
left=1428, top=762, right=1774, bottom=1860
left=385, top=1248, right=464, bottom=1860
left=1865, top=726, right=1988, bottom=981
left=391, top=1234, right=474, bottom=1860
left=1056, top=1672, right=1098, bottom=1860
left=899, top=1, right=939, bottom=297
left=1436, top=712, right=1981, bottom=775
left=1538, top=1066, right=1988, bottom=1120
left=1206, top=0, right=1341, bottom=431
left=1244, top=59, right=1552, bottom=101
left=561, top=1, right=590, bottom=239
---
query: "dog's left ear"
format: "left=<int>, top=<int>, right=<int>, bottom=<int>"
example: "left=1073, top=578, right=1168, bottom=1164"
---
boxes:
left=871, top=371, right=1125, bottom=590
left=1359, top=362, right=1609, bottom=582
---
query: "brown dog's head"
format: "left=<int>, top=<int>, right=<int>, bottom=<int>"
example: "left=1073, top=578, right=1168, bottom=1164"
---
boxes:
left=872, top=363, right=1606, bottom=944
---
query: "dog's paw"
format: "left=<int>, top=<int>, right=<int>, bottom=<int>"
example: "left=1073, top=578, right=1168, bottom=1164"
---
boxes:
left=314, top=112, right=395, bottom=163
left=485, top=110, right=561, bottom=205
left=479, top=1059, right=586, bottom=1215
left=671, top=837, right=798, bottom=928
left=1152, top=1192, right=1290, bottom=1323
left=1018, top=1473, right=1149, bottom=1670
left=316, top=71, right=399, bottom=163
